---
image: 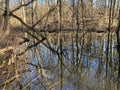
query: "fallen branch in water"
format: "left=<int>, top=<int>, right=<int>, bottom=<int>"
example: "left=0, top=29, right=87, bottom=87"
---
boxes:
left=17, top=37, right=46, bottom=56
left=0, top=75, right=20, bottom=87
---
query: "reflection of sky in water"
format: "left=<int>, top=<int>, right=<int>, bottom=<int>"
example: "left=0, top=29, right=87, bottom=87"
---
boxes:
left=90, top=59, right=99, bottom=85
left=22, top=74, right=27, bottom=86
left=22, top=37, right=116, bottom=90
left=103, top=39, right=107, bottom=56
left=39, top=44, right=58, bottom=67
left=30, top=85, right=37, bottom=90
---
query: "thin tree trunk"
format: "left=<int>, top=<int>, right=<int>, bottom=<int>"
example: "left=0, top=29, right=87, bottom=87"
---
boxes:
left=76, top=0, right=80, bottom=69
left=72, top=0, right=75, bottom=71
left=1, top=0, right=10, bottom=39
left=81, top=0, right=85, bottom=44
left=59, top=0, right=63, bottom=89
left=116, top=9, right=120, bottom=90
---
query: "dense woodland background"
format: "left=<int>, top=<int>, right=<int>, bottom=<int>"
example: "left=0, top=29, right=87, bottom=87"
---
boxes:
left=0, top=0, right=120, bottom=90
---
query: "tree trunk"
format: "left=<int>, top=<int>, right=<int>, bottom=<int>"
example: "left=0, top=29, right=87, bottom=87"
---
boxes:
left=21, top=0, right=26, bottom=23
left=3, top=0, right=9, bottom=31
left=116, top=9, right=120, bottom=90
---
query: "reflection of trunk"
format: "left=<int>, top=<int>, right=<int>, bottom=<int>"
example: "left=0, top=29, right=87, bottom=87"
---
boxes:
left=110, top=0, right=114, bottom=68
left=106, top=0, right=112, bottom=84
left=109, top=33, right=113, bottom=68
left=72, top=35, right=74, bottom=70
left=76, top=0, right=80, bottom=68
left=78, top=0, right=85, bottom=68
left=116, top=9, right=120, bottom=90
left=72, top=0, right=75, bottom=70
left=59, top=0, right=63, bottom=89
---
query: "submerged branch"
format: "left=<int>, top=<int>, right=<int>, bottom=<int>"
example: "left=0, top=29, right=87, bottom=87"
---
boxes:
left=0, top=75, right=20, bottom=87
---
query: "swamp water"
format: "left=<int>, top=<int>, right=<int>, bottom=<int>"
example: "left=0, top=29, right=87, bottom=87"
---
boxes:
left=1, top=32, right=119, bottom=90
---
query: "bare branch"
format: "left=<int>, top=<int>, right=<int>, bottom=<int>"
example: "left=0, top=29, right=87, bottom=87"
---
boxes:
left=10, top=1, right=33, bottom=13
left=0, top=46, right=14, bottom=55
left=0, top=75, right=20, bottom=87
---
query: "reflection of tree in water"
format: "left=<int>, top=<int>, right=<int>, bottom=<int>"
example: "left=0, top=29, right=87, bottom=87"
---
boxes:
left=0, top=0, right=120, bottom=90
